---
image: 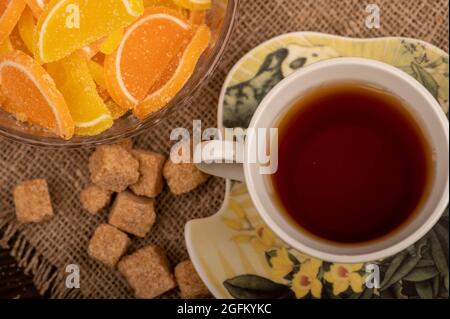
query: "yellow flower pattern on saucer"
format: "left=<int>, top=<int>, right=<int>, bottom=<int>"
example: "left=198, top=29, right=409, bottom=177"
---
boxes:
left=324, top=264, right=365, bottom=296
left=292, top=263, right=323, bottom=299
left=270, top=248, right=294, bottom=281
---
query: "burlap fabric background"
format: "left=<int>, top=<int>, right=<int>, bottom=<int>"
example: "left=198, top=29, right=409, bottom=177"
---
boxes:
left=0, top=0, right=448, bottom=299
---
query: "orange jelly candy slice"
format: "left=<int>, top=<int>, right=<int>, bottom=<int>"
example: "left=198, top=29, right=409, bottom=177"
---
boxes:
left=0, top=36, right=13, bottom=54
left=17, top=6, right=36, bottom=53
left=9, top=25, right=30, bottom=53
left=105, top=6, right=193, bottom=110
left=34, top=0, right=144, bottom=63
left=134, top=24, right=210, bottom=119
left=25, top=0, right=48, bottom=17
left=189, top=9, right=205, bottom=25
left=0, top=50, right=74, bottom=139
left=0, top=0, right=26, bottom=43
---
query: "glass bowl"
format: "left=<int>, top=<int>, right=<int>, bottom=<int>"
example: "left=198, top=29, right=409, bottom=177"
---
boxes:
left=0, top=0, right=239, bottom=148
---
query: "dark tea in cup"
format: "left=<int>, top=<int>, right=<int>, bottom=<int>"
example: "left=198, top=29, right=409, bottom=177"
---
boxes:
left=272, top=82, right=432, bottom=244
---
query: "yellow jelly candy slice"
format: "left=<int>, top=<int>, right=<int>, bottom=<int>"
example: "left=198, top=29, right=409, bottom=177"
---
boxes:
left=87, top=58, right=111, bottom=101
left=106, top=99, right=128, bottom=120
left=143, top=0, right=187, bottom=17
left=47, top=55, right=113, bottom=136
left=18, top=7, right=36, bottom=53
left=87, top=59, right=106, bottom=87
left=100, top=28, right=124, bottom=55
left=35, top=0, right=144, bottom=63
left=173, top=0, right=211, bottom=10
left=143, top=0, right=177, bottom=9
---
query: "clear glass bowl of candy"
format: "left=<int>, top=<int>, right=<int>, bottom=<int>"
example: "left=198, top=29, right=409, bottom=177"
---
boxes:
left=0, top=0, right=239, bottom=147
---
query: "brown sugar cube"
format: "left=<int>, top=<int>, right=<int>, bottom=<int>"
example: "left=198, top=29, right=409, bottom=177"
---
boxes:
left=109, top=191, right=155, bottom=237
left=115, top=138, right=133, bottom=151
left=13, top=179, right=54, bottom=223
left=118, top=245, right=176, bottom=299
left=80, top=184, right=112, bottom=215
left=130, top=150, right=165, bottom=198
left=163, top=160, right=210, bottom=195
left=175, top=260, right=210, bottom=299
left=88, top=224, right=130, bottom=268
left=89, top=144, right=139, bottom=192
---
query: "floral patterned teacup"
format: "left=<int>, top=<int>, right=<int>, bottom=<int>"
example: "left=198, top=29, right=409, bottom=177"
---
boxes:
left=196, top=57, right=449, bottom=263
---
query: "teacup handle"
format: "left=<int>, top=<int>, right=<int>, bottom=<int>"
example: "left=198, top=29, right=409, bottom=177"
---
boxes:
left=194, top=140, right=245, bottom=182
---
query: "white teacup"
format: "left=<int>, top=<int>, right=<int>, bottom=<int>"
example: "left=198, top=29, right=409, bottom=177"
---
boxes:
left=195, top=57, right=449, bottom=263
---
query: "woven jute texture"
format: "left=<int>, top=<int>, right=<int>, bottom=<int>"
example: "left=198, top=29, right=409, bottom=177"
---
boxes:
left=0, top=0, right=448, bottom=299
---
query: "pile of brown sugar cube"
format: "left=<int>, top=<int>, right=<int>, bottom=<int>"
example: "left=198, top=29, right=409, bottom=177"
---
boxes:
left=13, top=139, right=212, bottom=299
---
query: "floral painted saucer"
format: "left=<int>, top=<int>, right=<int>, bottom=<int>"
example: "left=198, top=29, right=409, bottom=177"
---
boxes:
left=186, top=32, right=449, bottom=299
